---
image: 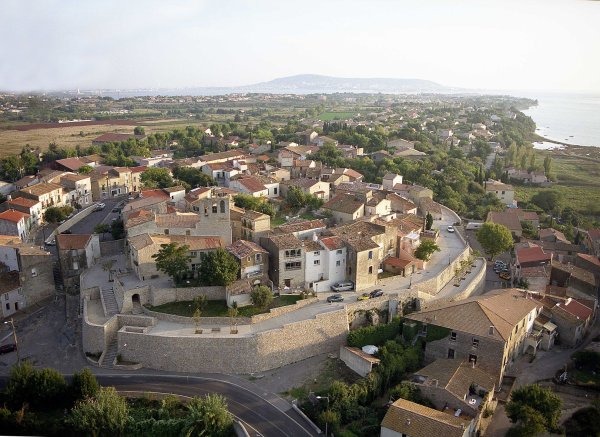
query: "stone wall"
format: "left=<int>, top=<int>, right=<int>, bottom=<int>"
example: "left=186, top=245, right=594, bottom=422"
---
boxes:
left=117, top=309, right=349, bottom=374
left=141, top=307, right=250, bottom=326
left=81, top=287, right=105, bottom=355
left=422, top=258, right=486, bottom=307
left=415, top=245, right=471, bottom=296
left=52, top=202, right=97, bottom=237
left=250, top=297, right=318, bottom=323
left=150, top=286, right=225, bottom=307
left=100, top=239, right=126, bottom=257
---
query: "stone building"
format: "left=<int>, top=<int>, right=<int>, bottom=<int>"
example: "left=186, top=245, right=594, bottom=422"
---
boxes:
left=230, top=207, right=270, bottom=244
left=405, top=289, right=542, bottom=384
left=226, top=239, right=269, bottom=281
left=260, top=233, right=305, bottom=289
left=3, top=197, right=43, bottom=226
left=0, top=210, right=31, bottom=241
left=280, top=178, right=330, bottom=201
left=59, top=173, right=92, bottom=208
left=0, top=236, right=55, bottom=316
left=56, top=233, right=101, bottom=291
left=322, top=192, right=365, bottom=224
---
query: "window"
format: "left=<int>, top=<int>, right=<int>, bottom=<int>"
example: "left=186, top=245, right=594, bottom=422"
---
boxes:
left=5, top=303, right=9, bottom=310
left=4, top=294, right=8, bottom=301
left=314, top=260, right=320, bottom=266
left=31, top=268, right=37, bottom=277
left=191, top=264, right=198, bottom=271
left=450, top=331, right=457, bottom=341
left=336, top=249, right=343, bottom=254
left=274, top=188, right=278, bottom=195
left=255, top=254, right=262, bottom=263
left=336, top=260, right=341, bottom=267
left=72, top=261, right=79, bottom=270
left=313, top=251, right=320, bottom=256
left=368, top=266, right=373, bottom=274
left=164, top=229, right=170, bottom=235
left=186, top=230, right=191, bottom=236
left=220, top=200, right=226, bottom=213
left=212, top=204, right=218, bottom=213
left=469, top=354, right=478, bottom=364
left=421, top=324, right=428, bottom=334
left=448, top=348, right=455, bottom=359
left=488, top=326, right=495, bottom=335
left=285, top=249, right=301, bottom=258
left=285, top=261, right=301, bottom=271
left=368, top=250, right=373, bottom=259
left=472, top=338, right=479, bottom=348
left=190, top=251, right=198, bottom=257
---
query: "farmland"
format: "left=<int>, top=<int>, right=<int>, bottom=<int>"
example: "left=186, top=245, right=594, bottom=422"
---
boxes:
left=319, top=111, right=356, bottom=121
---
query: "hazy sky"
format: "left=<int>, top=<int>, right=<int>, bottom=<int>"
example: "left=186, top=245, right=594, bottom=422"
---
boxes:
left=2, top=0, right=600, bottom=93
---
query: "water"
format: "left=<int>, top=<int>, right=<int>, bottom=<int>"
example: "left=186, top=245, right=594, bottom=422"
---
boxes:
left=517, top=92, right=600, bottom=148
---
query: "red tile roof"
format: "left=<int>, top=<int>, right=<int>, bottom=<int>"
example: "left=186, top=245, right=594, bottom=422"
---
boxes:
left=56, top=234, right=92, bottom=250
left=7, top=197, right=39, bottom=208
left=562, top=299, right=594, bottom=320
left=384, top=257, right=413, bottom=269
left=588, top=229, right=600, bottom=240
left=237, top=176, right=266, bottom=193
left=56, top=157, right=86, bottom=171
left=0, top=209, right=30, bottom=223
left=517, top=246, right=552, bottom=264
left=577, top=253, right=600, bottom=268
left=319, top=236, right=345, bottom=251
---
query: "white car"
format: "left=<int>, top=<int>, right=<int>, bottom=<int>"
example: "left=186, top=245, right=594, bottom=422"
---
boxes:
left=95, top=203, right=106, bottom=211
left=447, top=225, right=455, bottom=233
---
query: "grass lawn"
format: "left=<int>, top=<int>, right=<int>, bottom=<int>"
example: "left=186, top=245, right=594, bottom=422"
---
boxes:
left=319, top=111, right=356, bottom=121
left=147, top=294, right=303, bottom=318
left=571, top=369, right=600, bottom=387
left=271, top=215, right=287, bottom=227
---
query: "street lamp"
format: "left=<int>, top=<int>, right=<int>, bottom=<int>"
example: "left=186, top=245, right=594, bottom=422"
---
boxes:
left=4, top=318, right=20, bottom=363
left=316, top=396, right=330, bottom=435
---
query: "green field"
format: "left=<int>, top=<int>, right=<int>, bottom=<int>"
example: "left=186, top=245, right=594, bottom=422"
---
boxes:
left=319, top=111, right=356, bottom=121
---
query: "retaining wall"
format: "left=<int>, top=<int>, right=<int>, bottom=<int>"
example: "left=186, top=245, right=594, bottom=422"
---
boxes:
left=250, top=297, right=318, bottom=323
left=100, top=239, right=126, bottom=257
left=117, top=308, right=349, bottom=374
left=49, top=203, right=98, bottom=242
left=151, top=286, right=226, bottom=307
left=414, top=245, right=471, bottom=296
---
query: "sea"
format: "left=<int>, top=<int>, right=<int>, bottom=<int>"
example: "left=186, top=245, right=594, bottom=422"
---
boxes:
left=514, top=92, right=600, bottom=149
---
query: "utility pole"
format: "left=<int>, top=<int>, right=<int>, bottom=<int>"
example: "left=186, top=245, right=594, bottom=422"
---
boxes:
left=4, top=318, right=19, bottom=363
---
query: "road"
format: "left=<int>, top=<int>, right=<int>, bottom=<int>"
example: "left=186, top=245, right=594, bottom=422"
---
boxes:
left=67, top=196, right=124, bottom=234
left=0, top=372, right=317, bottom=437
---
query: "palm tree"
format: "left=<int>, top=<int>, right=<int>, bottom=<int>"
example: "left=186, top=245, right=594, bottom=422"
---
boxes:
left=228, top=302, right=238, bottom=334
left=102, top=259, right=116, bottom=282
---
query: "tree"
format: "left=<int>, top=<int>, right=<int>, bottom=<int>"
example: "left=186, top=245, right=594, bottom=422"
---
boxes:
left=414, top=240, right=440, bottom=261
left=110, top=219, right=125, bottom=239
left=43, top=205, right=74, bottom=224
left=69, top=387, right=129, bottom=437
left=476, top=222, right=514, bottom=260
left=140, top=167, right=174, bottom=189
left=70, top=368, right=100, bottom=403
left=102, top=259, right=116, bottom=282
left=425, top=212, right=433, bottom=230
left=197, top=248, right=239, bottom=286
left=94, top=223, right=111, bottom=240
left=228, top=302, right=239, bottom=333
left=286, top=186, right=306, bottom=210
left=152, top=243, right=191, bottom=285
left=183, top=394, right=233, bottom=437
left=506, top=384, right=562, bottom=434
left=531, top=190, right=564, bottom=214
left=543, top=155, right=552, bottom=175
left=133, top=126, right=145, bottom=135
left=5, top=362, right=68, bottom=410
left=250, top=285, right=273, bottom=309
left=78, top=165, right=93, bottom=174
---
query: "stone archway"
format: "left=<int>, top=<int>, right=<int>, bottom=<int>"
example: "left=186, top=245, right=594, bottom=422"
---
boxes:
left=132, top=293, right=142, bottom=314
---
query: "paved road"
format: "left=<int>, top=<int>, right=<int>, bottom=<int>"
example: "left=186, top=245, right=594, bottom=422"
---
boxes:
left=67, top=196, right=124, bottom=234
left=95, top=374, right=317, bottom=437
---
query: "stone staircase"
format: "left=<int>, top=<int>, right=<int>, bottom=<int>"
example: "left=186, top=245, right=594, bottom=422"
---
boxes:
left=52, top=262, right=63, bottom=291
left=101, top=339, right=118, bottom=367
left=101, top=286, right=119, bottom=317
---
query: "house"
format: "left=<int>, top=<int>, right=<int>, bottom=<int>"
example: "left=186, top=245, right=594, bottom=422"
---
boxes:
left=0, top=210, right=31, bottom=241
left=226, top=239, right=269, bottom=281
left=392, top=184, right=434, bottom=202
left=260, top=234, right=305, bottom=289
left=322, top=193, right=365, bottom=224
left=539, top=228, right=569, bottom=243
left=329, top=220, right=397, bottom=290
left=128, top=233, right=225, bottom=281
left=550, top=260, right=598, bottom=298
left=56, top=234, right=101, bottom=291
left=574, top=253, right=600, bottom=280
left=387, top=138, right=415, bottom=149
left=486, top=211, right=522, bottom=237
left=308, top=235, right=348, bottom=292
left=382, top=173, right=403, bottom=191
left=393, top=147, right=427, bottom=159
left=371, top=150, right=393, bottom=162
left=583, top=229, right=600, bottom=257
left=386, top=193, right=418, bottom=215
left=338, top=144, right=364, bottom=158
left=59, top=173, right=92, bottom=207
left=13, top=175, right=39, bottom=190
left=515, top=245, right=552, bottom=269
left=89, top=166, right=133, bottom=200
left=55, top=157, right=93, bottom=172
left=16, top=182, right=65, bottom=210
left=417, top=198, right=443, bottom=221
left=273, top=219, right=327, bottom=240
left=277, top=149, right=300, bottom=167
left=91, top=132, right=144, bottom=145
left=365, top=194, right=392, bottom=217
left=0, top=236, right=55, bottom=315
left=340, top=346, right=380, bottom=377
left=280, top=178, right=330, bottom=201
left=437, top=129, right=454, bottom=140
left=380, top=398, right=474, bottom=437
left=247, top=143, right=271, bottom=155
left=312, top=136, right=337, bottom=147
left=0, top=271, right=24, bottom=319
left=537, top=296, right=595, bottom=347
left=404, top=289, right=542, bottom=384
left=228, top=176, right=269, bottom=197
left=3, top=197, right=43, bottom=226
left=485, top=180, right=515, bottom=206
left=413, top=359, right=496, bottom=418
left=506, top=208, right=540, bottom=229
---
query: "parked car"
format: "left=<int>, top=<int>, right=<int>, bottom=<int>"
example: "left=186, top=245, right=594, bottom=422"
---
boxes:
left=61, top=230, right=72, bottom=234
left=357, top=293, right=370, bottom=301
left=112, top=207, right=121, bottom=213
left=95, top=203, right=106, bottom=211
left=369, top=289, right=384, bottom=298
left=46, top=238, right=56, bottom=246
left=326, top=294, right=344, bottom=303
left=447, top=225, right=455, bottom=233
left=331, top=281, right=354, bottom=292
left=0, top=344, right=17, bottom=355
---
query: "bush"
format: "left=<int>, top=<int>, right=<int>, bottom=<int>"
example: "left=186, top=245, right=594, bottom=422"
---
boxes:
left=572, top=350, right=600, bottom=372
left=250, top=285, right=273, bottom=309
left=563, top=406, right=600, bottom=437
left=70, top=368, right=100, bottom=403
left=346, top=318, right=402, bottom=347
left=5, top=363, right=68, bottom=410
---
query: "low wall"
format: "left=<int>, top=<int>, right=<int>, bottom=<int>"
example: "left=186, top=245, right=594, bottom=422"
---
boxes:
left=414, top=245, right=471, bottom=296
left=423, top=258, right=486, bottom=308
left=117, top=308, right=350, bottom=374
left=100, top=239, right=126, bottom=257
left=141, top=307, right=251, bottom=326
left=81, top=288, right=105, bottom=355
left=250, top=297, right=318, bottom=323
left=49, top=203, right=98, bottom=241
left=151, top=286, right=225, bottom=307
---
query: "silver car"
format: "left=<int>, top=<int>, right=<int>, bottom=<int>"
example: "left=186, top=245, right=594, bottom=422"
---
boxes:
left=331, top=281, right=354, bottom=292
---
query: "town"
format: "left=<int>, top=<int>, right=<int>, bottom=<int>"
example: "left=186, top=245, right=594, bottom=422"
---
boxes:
left=0, top=91, right=599, bottom=437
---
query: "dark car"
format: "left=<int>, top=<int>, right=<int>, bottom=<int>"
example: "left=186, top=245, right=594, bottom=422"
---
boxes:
left=0, top=344, right=17, bottom=355
left=369, top=289, right=384, bottom=298
left=61, top=230, right=72, bottom=234
left=326, top=294, right=344, bottom=303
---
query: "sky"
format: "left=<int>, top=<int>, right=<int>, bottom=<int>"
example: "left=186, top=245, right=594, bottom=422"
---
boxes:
left=2, top=0, right=600, bottom=93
